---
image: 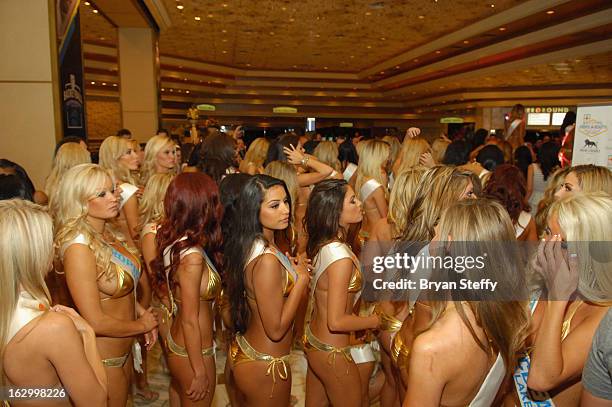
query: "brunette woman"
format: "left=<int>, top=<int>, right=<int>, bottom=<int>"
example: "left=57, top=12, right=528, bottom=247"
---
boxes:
left=152, top=173, right=224, bottom=406
left=304, top=179, right=381, bottom=407
left=226, top=174, right=310, bottom=407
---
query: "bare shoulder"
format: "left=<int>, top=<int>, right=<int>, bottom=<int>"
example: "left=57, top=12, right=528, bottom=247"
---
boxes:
left=251, top=252, right=283, bottom=277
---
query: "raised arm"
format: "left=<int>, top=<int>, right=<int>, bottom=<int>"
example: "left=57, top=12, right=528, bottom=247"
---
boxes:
left=63, top=244, right=157, bottom=337
left=284, top=144, right=336, bottom=186
left=326, top=258, right=379, bottom=332
left=253, top=253, right=309, bottom=341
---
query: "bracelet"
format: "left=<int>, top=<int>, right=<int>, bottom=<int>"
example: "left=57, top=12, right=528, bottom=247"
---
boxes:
left=301, top=156, right=310, bottom=166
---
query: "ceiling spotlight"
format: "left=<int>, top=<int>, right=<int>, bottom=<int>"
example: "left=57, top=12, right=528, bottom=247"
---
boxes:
left=194, top=16, right=201, bottom=20
left=395, top=65, right=400, bottom=69
left=222, top=50, right=227, bottom=53
left=463, top=40, right=470, bottom=44
left=413, top=58, right=419, bottom=62
left=161, top=88, right=165, bottom=91
left=176, top=4, right=184, bottom=10
left=380, top=71, right=385, bottom=74
left=186, top=90, right=190, bottom=94
left=350, top=55, right=355, bottom=58
left=490, top=3, right=495, bottom=8
left=169, top=89, right=173, bottom=92
left=365, top=11, right=372, bottom=16
left=91, top=81, right=95, bottom=85
left=435, top=50, right=441, bottom=54
left=418, top=15, right=425, bottom=19
left=366, top=45, right=372, bottom=49
left=270, top=31, right=275, bottom=35
left=112, top=83, right=117, bottom=87
left=207, top=13, right=213, bottom=18
left=92, top=9, right=98, bottom=13
left=324, top=66, right=328, bottom=70
left=102, top=82, right=107, bottom=85
left=380, top=37, right=386, bottom=41
left=289, top=18, right=295, bottom=22
left=84, top=1, right=90, bottom=5
left=499, top=27, right=506, bottom=31
left=222, top=3, right=228, bottom=7
left=546, top=10, right=555, bottom=14
left=222, top=29, right=227, bottom=33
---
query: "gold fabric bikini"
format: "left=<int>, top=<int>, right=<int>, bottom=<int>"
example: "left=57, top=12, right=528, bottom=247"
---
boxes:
left=162, top=238, right=221, bottom=358
left=229, top=239, right=298, bottom=396
left=303, top=241, right=363, bottom=368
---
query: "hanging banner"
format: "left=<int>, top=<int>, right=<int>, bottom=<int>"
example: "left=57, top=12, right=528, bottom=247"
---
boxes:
left=56, top=0, right=80, bottom=53
left=58, top=10, right=87, bottom=139
left=572, top=105, right=612, bottom=168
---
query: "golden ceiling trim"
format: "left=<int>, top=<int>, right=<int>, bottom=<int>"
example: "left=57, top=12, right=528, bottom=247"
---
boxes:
left=374, top=8, right=612, bottom=89
left=385, top=39, right=612, bottom=96
left=160, top=108, right=419, bottom=120
left=141, top=0, right=172, bottom=31
left=160, top=95, right=404, bottom=109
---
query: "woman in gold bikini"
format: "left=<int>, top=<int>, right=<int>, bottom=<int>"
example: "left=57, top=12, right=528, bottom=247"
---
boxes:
left=152, top=172, right=224, bottom=406
left=51, top=164, right=158, bottom=407
left=225, top=174, right=310, bottom=407
left=0, top=199, right=107, bottom=407
left=303, top=179, right=381, bottom=407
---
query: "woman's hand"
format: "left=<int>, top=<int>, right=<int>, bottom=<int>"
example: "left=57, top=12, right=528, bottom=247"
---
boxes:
left=283, top=143, right=306, bottom=165
left=186, top=372, right=209, bottom=401
left=137, top=307, right=159, bottom=333
left=289, top=252, right=312, bottom=283
left=406, top=127, right=421, bottom=139
left=52, top=305, right=94, bottom=334
left=419, top=152, right=435, bottom=168
left=538, top=235, right=579, bottom=300
left=144, top=328, right=158, bottom=351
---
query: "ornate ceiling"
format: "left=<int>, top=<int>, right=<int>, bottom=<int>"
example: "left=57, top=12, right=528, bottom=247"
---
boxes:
left=80, top=0, right=612, bottom=129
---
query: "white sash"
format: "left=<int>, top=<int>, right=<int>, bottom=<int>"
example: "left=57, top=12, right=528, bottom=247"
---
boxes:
left=119, top=182, right=138, bottom=209
left=247, top=238, right=298, bottom=284
left=360, top=178, right=382, bottom=202
left=469, top=353, right=505, bottom=407
left=515, top=211, right=532, bottom=238
left=343, top=163, right=357, bottom=182
left=506, top=119, right=522, bottom=141
left=8, top=292, right=48, bottom=344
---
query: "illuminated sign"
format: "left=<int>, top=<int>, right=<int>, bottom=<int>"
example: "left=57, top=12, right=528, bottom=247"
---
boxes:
left=197, top=104, right=216, bottom=111
left=273, top=106, right=298, bottom=113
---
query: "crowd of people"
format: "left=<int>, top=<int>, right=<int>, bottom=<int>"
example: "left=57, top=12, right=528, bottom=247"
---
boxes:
left=1, top=107, right=612, bottom=407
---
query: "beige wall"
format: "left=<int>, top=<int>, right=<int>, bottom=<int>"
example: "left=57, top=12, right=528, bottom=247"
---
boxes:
left=86, top=98, right=122, bottom=141
left=0, top=0, right=60, bottom=189
left=118, top=28, right=159, bottom=143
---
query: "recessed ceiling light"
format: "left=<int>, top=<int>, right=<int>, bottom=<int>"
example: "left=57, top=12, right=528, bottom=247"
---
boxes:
left=366, top=45, right=372, bottom=49
left=222, top=3, right=228, bottom=7
left=499, top=27, right=506, bottom=31
left=194, top=16, right=201, bottom=20
left=207, top=13, right=213, bottom=18
left=324, top=66, right=328, bottom=70
left=270, top=31, right=275, bottom=35
left=84, top=1, right=90, bottom=5
left=413, top=58, right=419, bottom=62
left=546, top=10, right=555, bottom=14
left=490, top=3, right=495, bottom=7
left=185, top=90, right=190, bottom=93
left=350, top=55, right=355, bottom=58
left=112, top=83, right=117, bottom=87
left=293, top=65, right=298, bottom=68
left=435, top=50, right=441, bottom=54
left=380, top=37, right=386, bottom=41
left=365, top=11, right=372, bottom=16
left=246, top=63, right=251, bottom=67
left=281, top=6, right=286, bottom=10
left=176, top=4, right=184, bottom=10
left=222, top=38, right=228, bottom=42
left=92, top=9, right=98, bottom=13
left=222, top=29, right=227, bottom=33
left=315, top=34, right=320, bottom=38
left=380, top=71, right=385, bottom=74
left=102, top=82, right=107, bottom=85
left=161, top=88, right=165, bottom=91
left=463, top=40, right=470, bottom=44
left=91, top=81, right=95, bottom=84
left=289, top=18, right=295, bottom=22
left=222, top=50, right=227, bottom=53
left=395, top=65, right=400, bottom=69
left=100, top=37, right=105, bottom=40
left=418, top=15, right=425, bottom=19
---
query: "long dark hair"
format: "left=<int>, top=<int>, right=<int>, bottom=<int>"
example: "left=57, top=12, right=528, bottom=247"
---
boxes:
left=219, top=173, right=252, bottom=255
left=483, top=164, right=529, bottom=223
left=196, top=133, right=238, bottom=184
left=152, top=172, right=223, bottom=294
left=305, top=179, right=354, bottom=259
left=537, top=141, right=560, bottom=181
left=225, top=174, right=291, bottom=334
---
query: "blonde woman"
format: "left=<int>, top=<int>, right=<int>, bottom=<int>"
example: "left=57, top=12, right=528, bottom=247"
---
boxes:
left=382, top=136, right=401, bottom=189
left=534, top=167, right=571, bottom=238
left=355, top=139, right=391, bottom=241
left=313, top=141, right=342, bottom=173
left=141, top=135, right=177, bottom=185
left=239, top=137, right=270, bottom=175
left=0, top=199, right=107, bottom=406
left=50, top=164, right=158, bottom=407
left=368, top=168, right=425, bottom=407
left=404, top=199, right=529, bottom=406
left=99, top=136, right=141, bottom=242
left=389, top=166, right=475, bottom=397
left=392, top=136, right=431, bottom=176
left=431, top=137, right=451, bottom=165
left=555, top=164, right=612, bottom=199
left=44, top=142, right=91, bottom=198
left=513, top=192, right=612, bottom=406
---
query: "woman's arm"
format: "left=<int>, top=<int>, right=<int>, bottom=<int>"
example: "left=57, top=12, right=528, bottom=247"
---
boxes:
left=326, top=258, right=379, bottom=332
left=122, top=195, right=140, bottom=242
left=64, top=244, right=157, bottom=337
left=140, top=232, right=157, bottom=305
left=371, top=187, right=388, bottom=219
left=527, top=302, right=603, bottom=391
left=526, top=164, right=535, bottom=201
left=252, top=253, right=309, bottom=341
left=42, top=312, right=107, bottom=407
left=177, top=253, right=208, bottom=399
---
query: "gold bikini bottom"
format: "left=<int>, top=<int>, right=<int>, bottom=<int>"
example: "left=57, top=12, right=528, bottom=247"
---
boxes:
left=166, top=329, right=215, bottom=358
left=230, top=334, right=291, bottom=397
left=303, top=325, right=354, bottom=371
left=102, top=352, right=130, bottom=368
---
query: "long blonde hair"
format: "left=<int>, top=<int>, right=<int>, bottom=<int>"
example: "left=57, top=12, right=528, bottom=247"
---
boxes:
left=431, top=137, right=451, bottom=164
left=570, top=164, right=612, bottom=195
left=138, top=173, right=173, bottom=233
left=388, top=168, right=426, bottom=238
left=355, top=139, right=390, bottom=199
left=549, top=191, right=612, bottom=303
left=535, top=166, right=571, bottom=237
left=99, top=136, right=137, bottom=185
left=396, top=136, right=430, bottom=173
left=382, top=136, right=401, bottom=169
left=50, top=164, right=128, bottom=280
left=44, top=142, right=91, bottom=197
left=240, top=138, right=270, bottom=174
left=428, top=198, right=529, bottom=372
left=0, top=200, right=53, bottom=383
left=401, top=166, right=473, bottom=242
left=264, top=160, right=299, bottom=219
left=140, top=135, right=176, bottom=185
left=313, top=141, right=341, bottom=172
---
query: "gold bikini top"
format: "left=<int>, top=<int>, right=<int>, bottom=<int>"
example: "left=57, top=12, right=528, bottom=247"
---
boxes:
left=163, top=237, right=222, bottom=302
left=313, top=241, right=362, bottom=293
left=245, top=239, right=297, bottom=298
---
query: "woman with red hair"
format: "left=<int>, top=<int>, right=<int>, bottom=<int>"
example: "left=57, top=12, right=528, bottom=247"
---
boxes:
left=152, top=172, right=224, bottom=406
